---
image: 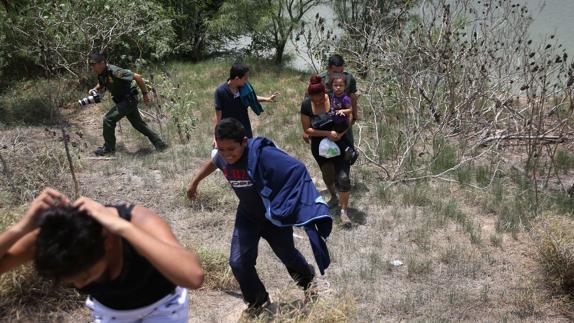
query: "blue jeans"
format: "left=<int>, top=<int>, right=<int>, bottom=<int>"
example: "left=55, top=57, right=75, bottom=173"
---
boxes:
left=229, top=208, right=315, bottom=306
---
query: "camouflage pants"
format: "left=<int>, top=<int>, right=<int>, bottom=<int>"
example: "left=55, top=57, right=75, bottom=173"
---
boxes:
left=102, top=96, right=162, bottom=150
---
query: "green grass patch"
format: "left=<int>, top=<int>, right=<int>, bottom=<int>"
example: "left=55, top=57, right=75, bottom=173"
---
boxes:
left=400, top=183, right=431, bottom=207
left=475, top=166, right=492, bottom=187
left=196, top=247, right=238, bottom=291
left=555, top=150, right=574, bottom=174
left=432, top=199, right=482, bottom=244
left=406, top=254, right=433, bottom=278
left=456, top=164, right=473, bottom=185
left=549, top=192, right=574, bottom=215
left=431, top=138, right=457, bottom=174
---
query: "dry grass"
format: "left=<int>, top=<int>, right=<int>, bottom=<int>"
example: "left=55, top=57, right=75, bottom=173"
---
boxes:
left=252, top=290, right=356, bottom=323
left=533, top=215, right=574, bottom=295
left=196, top=246, right=238, bottom=291
left=0, top=266, right=84, bottom=322
left=0, top=127, right=82, bottom=203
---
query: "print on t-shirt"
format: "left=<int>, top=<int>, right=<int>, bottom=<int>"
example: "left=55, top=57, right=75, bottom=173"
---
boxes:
left=212, top=147, right=266, bottom=219
left=223, top=168, right=253, bottom=188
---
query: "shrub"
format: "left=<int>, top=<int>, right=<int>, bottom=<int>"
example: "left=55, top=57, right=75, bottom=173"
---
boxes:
left=533, top=215, right=574, bottom=294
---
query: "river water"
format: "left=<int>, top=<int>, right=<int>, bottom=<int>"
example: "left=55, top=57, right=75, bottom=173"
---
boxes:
left=286, top=0, right=574, bottom=72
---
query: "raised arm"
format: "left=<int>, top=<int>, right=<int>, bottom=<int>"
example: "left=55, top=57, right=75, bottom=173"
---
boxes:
left=0, top=188, right=69, bottom=275
left=73, top=198, right=204, bottom=289
left=257, top=92, right=280, bottom=103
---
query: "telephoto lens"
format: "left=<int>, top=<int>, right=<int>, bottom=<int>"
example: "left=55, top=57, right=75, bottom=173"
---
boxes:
left=78, top=91, right=101, bottom=106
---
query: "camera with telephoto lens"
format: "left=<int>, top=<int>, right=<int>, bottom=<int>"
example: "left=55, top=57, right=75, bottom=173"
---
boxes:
left=78, top=89, right=102, bottom=106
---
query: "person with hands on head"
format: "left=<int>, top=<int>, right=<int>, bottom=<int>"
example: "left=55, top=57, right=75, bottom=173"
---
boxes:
left=88, top=53, right=167, bottom=156
left=0, top=188, right=203, bottom=323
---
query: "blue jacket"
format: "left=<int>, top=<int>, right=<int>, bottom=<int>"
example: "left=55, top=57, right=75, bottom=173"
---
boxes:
left=246, top=137, right=332, bottom=274
left=240, top=82, right=264, bottom=115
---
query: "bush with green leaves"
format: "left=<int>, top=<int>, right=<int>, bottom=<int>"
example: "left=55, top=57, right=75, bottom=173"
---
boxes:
left=158, top=0, right=225, bottom=61
left=208, top=0, right=324, bottom=63
left=0, top=0, right=175, bottom=78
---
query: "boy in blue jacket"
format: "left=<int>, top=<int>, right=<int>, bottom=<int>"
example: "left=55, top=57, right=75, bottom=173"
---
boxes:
left=187, top=118, right=331, bottom=315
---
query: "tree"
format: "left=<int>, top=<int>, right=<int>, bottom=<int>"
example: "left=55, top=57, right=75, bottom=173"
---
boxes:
left=158, top=0, right=225, bottom=61
left=209, top=0, right=324, bottom=64
left=332, top=0, right=418, bottom=77
left=332, top=0, right=573, bottom=216
left=1, top=0, right=175, bottom=77
left=290, top=13, right=338, bottom=73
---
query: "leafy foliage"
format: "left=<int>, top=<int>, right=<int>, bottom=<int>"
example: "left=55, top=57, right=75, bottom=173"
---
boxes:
left=158, top=0, right=225, bottom=60
left=333, top=0, right=419, bottom=76
left=0, top=0, right=175, bottom=78
left=208, top=0, right=324, bottom=63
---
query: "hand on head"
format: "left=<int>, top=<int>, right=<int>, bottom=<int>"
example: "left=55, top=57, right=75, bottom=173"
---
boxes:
left=21, top=188, right=70, bottom=232
left=24, top=188, right=124, bottom=234
left=73, top=197, right=124, bottom=234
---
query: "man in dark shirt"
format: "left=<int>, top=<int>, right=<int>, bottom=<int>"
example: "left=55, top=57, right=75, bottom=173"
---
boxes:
left=188, top=118, right=326, bottom=317
left=88, top=53, right=167, bottom=156
left=213, top=63, right=279, bottom=146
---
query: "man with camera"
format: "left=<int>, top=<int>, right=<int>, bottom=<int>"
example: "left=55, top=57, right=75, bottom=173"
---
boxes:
left=87, top=53, right=167, bottom=156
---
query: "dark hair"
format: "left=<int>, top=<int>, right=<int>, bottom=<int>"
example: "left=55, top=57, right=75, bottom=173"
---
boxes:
left=34, top=206, right=106, bottom=281
left=89, top=53, right=106, bottom=64
left=215, top=118, right=246, bottom=143
left=327, top=54, right=345, bottom=67
left=329, top=73, right=346, bottom=87
left=229, top=63, right=250, bottom=80
left=307, top=75, right=325, bottom=96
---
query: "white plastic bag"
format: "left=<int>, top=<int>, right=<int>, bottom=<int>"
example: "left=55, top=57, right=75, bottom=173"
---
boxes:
left=319, top=138, right=341, bottom=158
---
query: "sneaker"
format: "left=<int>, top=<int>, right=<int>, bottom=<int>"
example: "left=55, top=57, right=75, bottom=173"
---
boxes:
left=154, top=141, right=168, bottom=151
left=344, top=147, right=359, bottom=165
left=340, top=209, right=352, bottom=226
left=241, top=298, right=274, bottom=320
left=94, top=145, right=115, bottom=156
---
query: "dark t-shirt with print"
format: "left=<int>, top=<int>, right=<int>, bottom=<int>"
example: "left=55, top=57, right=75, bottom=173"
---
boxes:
left=212, top=146, right=265, bottom=221
left=214, top=83, right=253, bottom=138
